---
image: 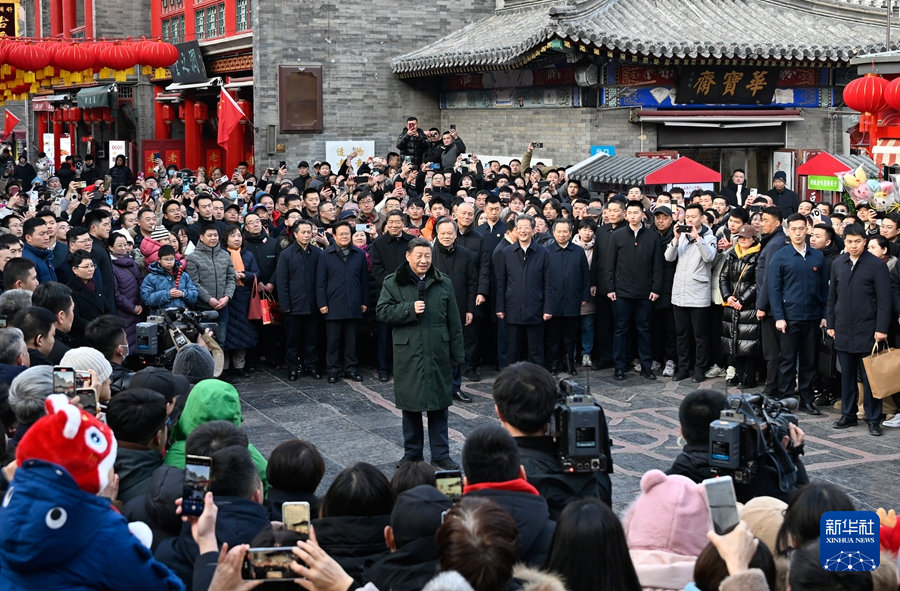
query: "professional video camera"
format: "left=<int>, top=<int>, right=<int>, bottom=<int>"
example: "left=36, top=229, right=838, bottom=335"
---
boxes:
left=549, top=378, right=612, bottom=474
left=126, top=308, right=219, bottom=370
left=709, top=393, right=799, bottom=489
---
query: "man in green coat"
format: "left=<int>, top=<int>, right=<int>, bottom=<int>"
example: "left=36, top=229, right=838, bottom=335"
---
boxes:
left=377, top=237, right=465, bottom=470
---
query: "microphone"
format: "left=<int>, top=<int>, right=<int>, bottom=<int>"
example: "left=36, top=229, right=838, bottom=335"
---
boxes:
left=778, top=397, right=799, bottom=411
left=200, top=310, right=219, bottom=321
left=418, top=281, right=426, bottom=302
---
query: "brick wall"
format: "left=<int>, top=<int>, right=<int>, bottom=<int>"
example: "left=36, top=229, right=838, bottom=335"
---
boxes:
left=252, top=0, right=496, bottom=168
left=785, top=109, right=840, bottom=153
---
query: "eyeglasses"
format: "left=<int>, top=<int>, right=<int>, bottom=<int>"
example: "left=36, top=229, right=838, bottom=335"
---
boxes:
left=76, top=263, right=95, bottom=270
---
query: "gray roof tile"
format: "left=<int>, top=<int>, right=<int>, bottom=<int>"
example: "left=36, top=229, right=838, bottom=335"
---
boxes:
left=392, top=0, right=899, bottom=76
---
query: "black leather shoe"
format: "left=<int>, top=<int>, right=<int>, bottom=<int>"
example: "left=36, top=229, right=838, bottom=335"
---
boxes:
left=378, top=371, right=390, bottom=382
left=692, top=371, right=705, bottom=383
left=327, top=374, right=339, bottom=384
left=396, top=455, right=424, bottom=468
left=641, top=368, right=657, bottom=380
left=550, top=365, right=559, bottom=376
left=566, top=365, right=578, bottom=375
left=869, top=422, right=884, bottom=436
left=344, top=371, right=364, bottom=382
left=614, top=369, right=626, bottom=381
left=726, top=376, right=741, bottom=387
left=308, top=369, right=322, bottom=380
left=288, top=370, right=299, bottom=381
left=453, top=390, right=472, bottom=403
left=833, top=416, right=858, bottom=429
left=592, top=361, right=613, bottom=371
left=464, top=370, right=482, bottom=382
left=235, top=368, right=248, bottom=378
left=814, top=392, right=836, bottom=406
left=799, top=403, right=821, bottom=415
left=431, top=458, right=461, bottom=471
left=672, top=370, right=690, bottom=381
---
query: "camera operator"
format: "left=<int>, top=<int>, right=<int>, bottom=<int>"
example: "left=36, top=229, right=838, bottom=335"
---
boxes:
left=491, top=361, right=612, bottom=518
left=666, top=389, right=808, bottom=503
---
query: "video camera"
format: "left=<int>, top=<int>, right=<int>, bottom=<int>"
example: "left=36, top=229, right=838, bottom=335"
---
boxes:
left=549, top=378, right=612, bottom=473
left=709, top=393, right=799, bottom=489
left=126, top=308, right=219, bottom=370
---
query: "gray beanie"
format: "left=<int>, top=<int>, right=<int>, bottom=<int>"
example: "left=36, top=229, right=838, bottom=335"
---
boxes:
left=172, top=344, right=215, bottom=384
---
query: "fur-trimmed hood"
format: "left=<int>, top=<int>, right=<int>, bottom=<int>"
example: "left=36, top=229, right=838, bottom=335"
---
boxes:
left=393, top=262, right=444, bottom=286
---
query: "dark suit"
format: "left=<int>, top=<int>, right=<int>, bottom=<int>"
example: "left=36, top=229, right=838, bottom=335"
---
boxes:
left=370, top=231, right=413, bottom=375
left=476, top=221, right=505, bottom=364
left=592, top=221, right=626, bottom=366
left=432, top=242, right=478, bottom=383
left=68, top=275, right=112, bottom=343
left=546, top=240, right=590, bottom=370
left=276, top=242, right=321, bottom=372
left=496, top=240, right=554, bottom=366
left=316, top=244, right=369, bottom=376
left=827, top=252, right=892, bottom=422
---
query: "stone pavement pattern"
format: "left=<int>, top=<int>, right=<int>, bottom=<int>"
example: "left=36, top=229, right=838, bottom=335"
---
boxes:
left=237, top=366, right=900, bottom=514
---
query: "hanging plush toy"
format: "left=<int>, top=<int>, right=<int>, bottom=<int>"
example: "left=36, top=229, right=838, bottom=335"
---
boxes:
left=837, top=166, right=874, bottom=205
left=870, top=179, right=898, bottom=212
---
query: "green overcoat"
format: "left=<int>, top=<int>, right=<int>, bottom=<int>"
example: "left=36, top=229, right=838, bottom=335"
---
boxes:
left=376, top=262, right=465, bottom=412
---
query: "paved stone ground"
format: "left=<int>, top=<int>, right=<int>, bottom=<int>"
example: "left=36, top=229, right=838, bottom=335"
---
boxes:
left=237, top=365, right=900, bottom=515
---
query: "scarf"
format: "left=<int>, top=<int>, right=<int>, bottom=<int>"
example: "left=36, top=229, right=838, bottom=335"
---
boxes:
left=734, top=241, right=761, bottom=259
left=228, top=247, right=245, bottom=286
left=463, top=478, right=540, bottom=496
left=83, top=278, right=96, bottom=293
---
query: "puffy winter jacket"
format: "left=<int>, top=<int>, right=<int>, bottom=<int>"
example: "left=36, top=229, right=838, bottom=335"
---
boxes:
left=719, top=242, right=761, bottom=358
left=185, top=241, right=235, bottom=310
left=664, top=225, right=717, bottom=308
left=141, top=260, right=199, bottom=313
left=223, top=249, right=259, bottom=351
left=111, top=255, right=143, bottom=348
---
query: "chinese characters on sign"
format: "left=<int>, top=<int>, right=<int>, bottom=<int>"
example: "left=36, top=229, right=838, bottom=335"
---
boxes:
left=676, top=65, right=781, bottom=104
left=170, top=41, right=209, bottom=84
left=0, top=2, right=16, bottom=37
left=823, top=518, right=877, bottom=537
left=820, top=511, right=880, bottom=572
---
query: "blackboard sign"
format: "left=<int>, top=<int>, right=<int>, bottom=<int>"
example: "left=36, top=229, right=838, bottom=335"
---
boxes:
left=676, top=65, right=781, bottom=105
left=170, top=41, right=208, bottom=84
left=0, top=2, right=17, bottom=37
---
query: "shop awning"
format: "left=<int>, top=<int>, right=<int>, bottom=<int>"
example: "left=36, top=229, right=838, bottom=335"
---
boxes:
left=873, top=139, right=900, bottom=167
left=76, top=85, right=115, bottom=109
left=797, top=152, right=878, bottom=176
left=567, top=155, right=720, bottom=185
left=165, top=77, right=222, bottom=92
left=636, top=109, right=804, bottom=128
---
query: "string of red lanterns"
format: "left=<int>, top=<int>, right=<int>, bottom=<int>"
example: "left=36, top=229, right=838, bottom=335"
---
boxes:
left=0, top=36, right=179, bottom=103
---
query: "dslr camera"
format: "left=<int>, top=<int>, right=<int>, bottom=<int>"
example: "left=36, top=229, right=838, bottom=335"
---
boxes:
left=709, top=394, right=798, bottom=486
left=549, top=378, right=612, bottom=473
left=128, top=307, right=219, bottom=370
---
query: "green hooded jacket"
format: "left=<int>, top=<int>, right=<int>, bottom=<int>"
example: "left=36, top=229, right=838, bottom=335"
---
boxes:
left=163, top=379, right=268, bottom=489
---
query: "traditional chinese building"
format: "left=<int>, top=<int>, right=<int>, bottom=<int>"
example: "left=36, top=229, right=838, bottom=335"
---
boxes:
left=25, top=0, right=156, bottom=171
left=383, top=0, right=899, bottom=193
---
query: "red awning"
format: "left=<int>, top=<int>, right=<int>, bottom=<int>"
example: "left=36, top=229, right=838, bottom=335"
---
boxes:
left=644, top=157, right=720, bottom=184
left=873, top=139, right=900, bottom=167
left=797, top=152, right=853, bottom=176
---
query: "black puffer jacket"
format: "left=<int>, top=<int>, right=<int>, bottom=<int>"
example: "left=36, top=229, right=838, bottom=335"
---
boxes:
left=312, top=515, right=391, bottom=585
left=719, top=243, right=761, bottom=358
left=122, top=465, right=184, bottom=552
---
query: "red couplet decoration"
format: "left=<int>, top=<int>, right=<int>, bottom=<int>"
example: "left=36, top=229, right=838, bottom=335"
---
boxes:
left=844, top=73, right=889, bottom=133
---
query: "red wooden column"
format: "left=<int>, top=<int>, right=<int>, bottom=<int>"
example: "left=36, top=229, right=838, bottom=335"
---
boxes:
left=36, top=112, right=47, bottom=144
left=53, top=121, right=62, bottom=168
left=83, top=0, right=93, bottom=38
left=153, top=88, right=170, bottom=140
left=61, top=0, right=75, bottom=38
left=49, top=0, right=62, bottom=36
left=184, top=95, right=201, bottom=169
left=150, top=0, right=161, bottom=38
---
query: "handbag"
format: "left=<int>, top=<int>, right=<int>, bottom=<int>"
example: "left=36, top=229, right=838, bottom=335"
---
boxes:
left=862, top=342, right=900, bottom=399
left=817, top=328, right=837, bottom=379
left=248, top=276, right=262, bottom=321
left=260, top=291, right=282, bottom=325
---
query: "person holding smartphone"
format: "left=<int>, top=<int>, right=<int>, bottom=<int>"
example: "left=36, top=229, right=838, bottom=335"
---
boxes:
left=395, top=117, right=428, bottom=166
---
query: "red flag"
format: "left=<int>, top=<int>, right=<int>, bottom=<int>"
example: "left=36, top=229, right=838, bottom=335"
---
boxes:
left=217, top=90, right=246, bottom=148
left=3, top=109, right=19, bottom=140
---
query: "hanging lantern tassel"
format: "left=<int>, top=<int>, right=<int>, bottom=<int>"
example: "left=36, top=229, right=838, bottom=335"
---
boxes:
left=99, top=67, right=110, bottom=79
left=154, top=67, right=166, bottom=78
left=141, top=65, right=152, bottom=75
left=23, top=71, right=34, bottom=83
left=44, top=65, right=53, bottom=76
left=2, top=65, right=10, bottom=76
left=114, top=69, right=126, bottom=82
left=29, top=82, right=38, bottom=93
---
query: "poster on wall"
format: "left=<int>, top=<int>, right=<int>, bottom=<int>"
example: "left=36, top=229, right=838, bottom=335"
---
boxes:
left=42, top=133, right=54, bottom=171
left=773, top=150, right=795, bottom=188
left=325, top=141, right=376, bottom=171
left=59, top=137, right=71, bottom=162
left=109, top=141, right=126, bottom=169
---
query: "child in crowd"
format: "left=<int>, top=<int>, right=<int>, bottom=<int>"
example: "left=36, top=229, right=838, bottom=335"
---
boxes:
left=141, top=244, right=199, bottom=313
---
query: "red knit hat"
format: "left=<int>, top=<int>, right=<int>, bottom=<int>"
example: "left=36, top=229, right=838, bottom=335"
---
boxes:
left=16, top=394, right=117, bottom=494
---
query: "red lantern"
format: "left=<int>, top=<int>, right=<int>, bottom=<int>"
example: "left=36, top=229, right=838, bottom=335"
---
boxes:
left=138, top=38, right=180, bottom=76
left=102, top=107, right=113, bottom=123
left=194, top=103, right=209, bottom=124
left=162, top=104, right=175, bottom=125
left=102, top=41, right=137, bottom=75
left=83, top=108, right=94, bottom=124
left=54, top=43, right=93, bottom=77
left=844, top=73, right=889, bottom=133
left=236, top=99, right=251, bottom=125
left=884, top=77, right=900, bottom=112
left=7, top=42, right=51, bottom=74
left=178, top=104, right=185, bottom=122
left=52, top=108, right=64, bottom=123
left=68, top=107, right=81, bottom=122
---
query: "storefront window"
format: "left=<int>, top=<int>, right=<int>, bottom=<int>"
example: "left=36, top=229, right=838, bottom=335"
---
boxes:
left=206, top=6, right=216, bottom=38
left=278, top=65, right=323, bottom=133
left=236, top=0, right=247, bottom=31
left=195, top=9, right=204, bottom=40
left=163, top=19, right=170, bottom=43
left=218, top=3, right=225, bottom=36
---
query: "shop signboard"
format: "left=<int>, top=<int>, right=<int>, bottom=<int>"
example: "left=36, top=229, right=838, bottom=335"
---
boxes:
left=808, top=175, right=840, bottom=191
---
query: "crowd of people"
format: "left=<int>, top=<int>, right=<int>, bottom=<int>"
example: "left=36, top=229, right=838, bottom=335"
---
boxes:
left=0, top=120, right=897, bottom=590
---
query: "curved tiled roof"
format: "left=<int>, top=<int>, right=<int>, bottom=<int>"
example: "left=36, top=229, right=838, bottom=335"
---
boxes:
left=392, top=0, right=900, bottom=76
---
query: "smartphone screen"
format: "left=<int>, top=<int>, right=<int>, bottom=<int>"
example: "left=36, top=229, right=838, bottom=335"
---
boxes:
left=0, top=315, right=6, bottom=328
left=183, top=455, right=212, bottom=517
left=242, top=547, right=300, bottom=581
left=76, top=387, right=98, bottom=416
left=703, top=476, right=740, bottom=535
left=75, top=370, right=92, bottom=389
left=53, top=366, right=76, bottom=396
left=282, top=501, right=310, bottom=535
left=394, top=181, right=403, bottom=190
left=435, top=470, right=463, bottom=504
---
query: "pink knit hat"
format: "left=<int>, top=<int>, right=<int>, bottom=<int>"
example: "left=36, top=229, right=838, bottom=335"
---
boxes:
left=623, top=470, right=711, bottom=557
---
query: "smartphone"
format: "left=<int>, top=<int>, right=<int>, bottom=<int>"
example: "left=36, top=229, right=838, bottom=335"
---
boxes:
left=703, top=475, right=740, bottom=535
left=52, top=366, right=76, bottom=396
left=0, top=315, right=6, bottom=328
left=587, top=207, right=603, bottom=216
left=182, top=455, right=213, bottom=517
left=450, top=124, right=456, bottom=131
left=279, top=161, right=286, bottom=168
left=242, top=547, right=300, bottom=581
left=537, top=180, right=550, bottom=188
left=678, top=225, right=693, bottom=234
left=75, top=161, right=83, bottom=170
left=355, top=224, right=368, bottom=232
left=317, top=227, right=325, bottom=236
left=407, top=122, right=414, bottom=131
left=749, top=188, right=758, bottom=196
left=76, top=387, right=98, bottom=416
left=533, top=142, right=544, bottom=148
left=435, top=470, right=463, bottom=504
left=137, top=172, right=145, bottom=181
left=429, top=163, right=441, bottom=171
left=395, top=181, right=403, bottom=190
left=246, top=182, right=255, bottom=191
left=74, top=181, right=87, bottom=189
left=404, top=156, right=412, bottom=164
left=234, top=168, right=239, bottom=175
left=75, top=370, right=92, bottom=389
left=153, top=153, right=161, bottom=161
left=282, top=501, right=310, bottom=536
left=353, top=176, right=368, bottom=183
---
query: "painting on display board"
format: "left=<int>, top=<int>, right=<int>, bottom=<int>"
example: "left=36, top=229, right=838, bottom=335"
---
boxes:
left=325, top=141, right=376, bottom=171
